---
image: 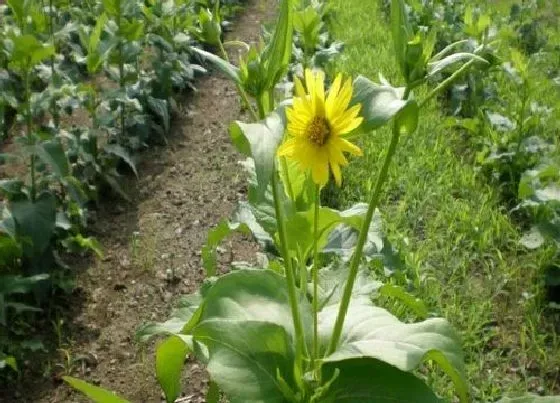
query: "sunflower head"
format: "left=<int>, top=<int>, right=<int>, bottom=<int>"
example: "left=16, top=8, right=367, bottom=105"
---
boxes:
left=277, top=69, right=363, bottom=187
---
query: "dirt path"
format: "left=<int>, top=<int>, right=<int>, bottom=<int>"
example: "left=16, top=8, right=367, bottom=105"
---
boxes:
left=2, top=1, right=275, bottom=401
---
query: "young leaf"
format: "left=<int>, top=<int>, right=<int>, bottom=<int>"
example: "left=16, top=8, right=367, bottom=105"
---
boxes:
left=262, top=0, right=294, bottom=89
left=229, top=112, right=285, bottom=200
left=191, top=47, right=240, bottom=84
left=62, top=376, right=130, bottom=403
left=156, top=336, right=190, bottom=403
left=390, top=0, right=411, bottom=77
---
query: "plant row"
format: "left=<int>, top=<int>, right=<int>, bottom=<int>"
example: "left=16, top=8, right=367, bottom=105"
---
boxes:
left=380, top=0, right=560, bottom=301
left=0, top=0, right=248, bottom=377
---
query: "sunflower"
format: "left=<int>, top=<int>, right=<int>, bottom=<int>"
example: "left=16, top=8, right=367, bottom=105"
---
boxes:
left=277, top=69, right=363, bottom=187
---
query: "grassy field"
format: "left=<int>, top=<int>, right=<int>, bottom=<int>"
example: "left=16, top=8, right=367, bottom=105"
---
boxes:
left=327, top=0, right=560, bottom=400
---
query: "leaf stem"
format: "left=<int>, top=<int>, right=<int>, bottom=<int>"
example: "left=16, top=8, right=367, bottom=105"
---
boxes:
left=419, top=57, right=480, bottom=109
left=312, top=184, right=320, bottom=370
left=327, top=120, right=401, bottom=355
left=271, top=166, right=306, bottom=372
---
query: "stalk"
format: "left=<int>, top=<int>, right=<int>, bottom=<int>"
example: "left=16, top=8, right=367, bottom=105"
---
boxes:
left=117, top=1, right=125, bottom=142
left=48, top=0, right=59, bottom=128
left=419, top=57, right=480, bottom=109
left=312, top=184, right=320, bottom=369
left=217, top=38, right=259, bottom=121
left=327, top=119, right=401, bottom=355
left=24, top=70, right=36, bottom=202
left=271, top=167, right=306, bottom=374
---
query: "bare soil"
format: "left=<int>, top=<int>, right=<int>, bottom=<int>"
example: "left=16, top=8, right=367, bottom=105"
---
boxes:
left=0, top=1, right=275, bottom=401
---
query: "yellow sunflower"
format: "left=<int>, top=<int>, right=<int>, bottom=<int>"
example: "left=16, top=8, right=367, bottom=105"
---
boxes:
left=277, top=69, right=363, bottom=187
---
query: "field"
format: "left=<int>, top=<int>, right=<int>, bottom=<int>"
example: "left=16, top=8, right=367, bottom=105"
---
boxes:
left=0, top=0, right=559, bottom=402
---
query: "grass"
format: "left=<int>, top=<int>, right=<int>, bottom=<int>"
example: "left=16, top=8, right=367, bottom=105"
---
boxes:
left=327, top=0, right=560, bottom=400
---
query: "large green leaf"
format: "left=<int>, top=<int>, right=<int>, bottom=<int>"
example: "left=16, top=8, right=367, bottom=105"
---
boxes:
left=156, top=336, right=190, bottom=403
left=35, top=140, right=70, bottom=179
left=10, top=192, right=56, bottom=260
left=351, top=76, right=411, bottom=131
left=63, top=376, right=130, bottom=403
left=320, top=358, right=442, bottom=402
left=194, top=320, right=295, bottom=403
left=229, top=112, right=285, bottom=200
left=319, top=300, right=467, bottom=402
left=197, top=269, right=312, bottom=344
left=9, top=35, right=55, bottom=70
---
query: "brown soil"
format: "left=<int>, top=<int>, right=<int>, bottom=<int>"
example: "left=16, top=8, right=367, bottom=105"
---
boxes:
left=0, top=0, right=276, bottom=401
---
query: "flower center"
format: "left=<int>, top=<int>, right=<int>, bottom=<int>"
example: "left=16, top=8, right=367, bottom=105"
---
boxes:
left=306, top=116, right=330, bottom=146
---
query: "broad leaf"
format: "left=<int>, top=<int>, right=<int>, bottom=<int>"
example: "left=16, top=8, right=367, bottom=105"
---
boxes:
left=320, top=358, right=442, bottom=402
left=351, top=76, right=410, bottom=131
left=197, top=269, right=312, bottom=344
left=10, top=192, right=57, bottom=260
left=427, top=52, right=489, bottom=78
left=230, top=112, right=285, bottom=200
left=194, top=320, right=295, bottom=403
left=103, top=144, right=138, bottom=177
left=35, top=140, right=70, bottom=179
left=63, top=376, right=130, bottom=403
left=156, top=336, right=190, bottom=403
left=202, top=219, right=251, bottom=277
left=319, top=301, right=467, bottom=402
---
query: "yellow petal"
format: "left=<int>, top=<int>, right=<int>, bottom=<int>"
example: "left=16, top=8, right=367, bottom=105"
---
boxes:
left=325, top=74, right=343, bottom=118
left=294, top=76, right=307, bottom=98
left=277, top=138, right=297, bottom=157
left=335, top=137, right=362, bottom=156
left=311, top=160, right=329, bottom=186
left=330, top=162, right=342, bottom=186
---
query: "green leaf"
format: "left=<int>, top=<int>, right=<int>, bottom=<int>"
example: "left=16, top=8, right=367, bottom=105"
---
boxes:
left=262, top=0, right=294, bottom=89
left=206, top=382, right=220, bottom=403
left=0, top=180, right=24, bottom=199
left=9, top=35, right=55, bottom=70
left=202, top=219, right=251, bottom=277
left=351, top=76, right=410, bottom=131
left=103, top=144, right=138, bottom=177
left=194, top=320, right=295, bottom=403
left=378, top=284, right=429, bottom=319
left=156, top=336, right=189, bottom=403
left=390, top=0, right=411, bottom=77
left=35, top=140, right=70, bottom=179
left=0, top=274, right=49, bottom=295
left=319, top=301, right=468, bottom=402
left=230, top=112, right=285, bottom=200
left=147, top=97, right=170, bottom=134
left=191, top=47, right=240, bottom=84
left=136, top=294, right=202, bottom=343
left=197, top=269, right=312, bottom=344
left=395, top=99, right=419, bottom=135
left=321, top=358, right=442, bottom=402
left=427, top=53, right=489, bottom=78
left=0, top=356, right=18, bottom=372
left=10, top=192, right=57, bottom=260
left=63, top=377, right=130, bottom=403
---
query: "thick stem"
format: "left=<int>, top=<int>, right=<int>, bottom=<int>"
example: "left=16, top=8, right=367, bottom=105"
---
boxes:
left=327, top=120, right=401, bottom=355
left=312, top=184, right=320, bottom=368
left=271, top=167, right=306, bottom=371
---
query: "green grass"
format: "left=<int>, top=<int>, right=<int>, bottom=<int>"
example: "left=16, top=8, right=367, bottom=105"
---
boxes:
left=327, top=0, right=560, bottom=400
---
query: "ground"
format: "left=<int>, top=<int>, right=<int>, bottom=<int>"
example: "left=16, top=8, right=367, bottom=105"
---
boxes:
left=1, top=0, right=275, bottom=401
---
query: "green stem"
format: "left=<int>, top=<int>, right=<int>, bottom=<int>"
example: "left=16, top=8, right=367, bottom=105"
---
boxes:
left=327, top=120, right=401, bottom=355
left=281, top=156, right=295, bottom=201
left=515, top=83, right=528, bottom=154
left=117, top=8, right=125, bottom=142
left=312, top=184, right=320, bottom=369
left=419, top=57, right=479, bottom=109
left=24, top=70, right=36, bottom=202
left=218, top=38, right=259, bottom=122
left=271, top=166, right=306, bottom=375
